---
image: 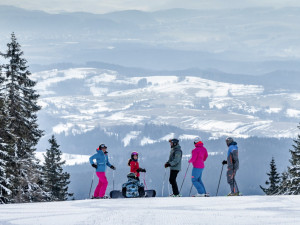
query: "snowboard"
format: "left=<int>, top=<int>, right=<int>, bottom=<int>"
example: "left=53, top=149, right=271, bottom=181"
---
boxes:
left=110, top=190, right=156, bottom=199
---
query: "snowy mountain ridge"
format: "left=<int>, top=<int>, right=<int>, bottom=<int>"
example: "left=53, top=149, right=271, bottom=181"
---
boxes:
left=33, top=67, right=300, bottom=146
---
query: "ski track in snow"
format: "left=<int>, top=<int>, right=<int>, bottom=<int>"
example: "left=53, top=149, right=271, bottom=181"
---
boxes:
left=0, top=196, right=300, bottom=225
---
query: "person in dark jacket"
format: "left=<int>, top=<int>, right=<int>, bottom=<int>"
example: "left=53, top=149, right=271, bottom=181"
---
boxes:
left=122, top=172, right=145, bottom=198
left=222, top=137, right=240, bottom=196
left=165, top=138, right=183, bottom=197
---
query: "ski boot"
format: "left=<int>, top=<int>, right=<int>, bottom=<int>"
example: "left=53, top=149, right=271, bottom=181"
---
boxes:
left=193, top=193, right=210, bottom=197
left=227, top=192, right=240, bottom=196
left=169, top=194, right=182, bottom=197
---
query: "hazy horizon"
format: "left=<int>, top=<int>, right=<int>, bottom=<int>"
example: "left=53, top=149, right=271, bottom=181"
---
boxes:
left=1, top=0, right=300, bottom=14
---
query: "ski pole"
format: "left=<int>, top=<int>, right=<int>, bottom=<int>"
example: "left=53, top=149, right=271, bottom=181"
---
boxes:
left=179, top=163, right=191, bottom=193
left=113, top=170, right=115, bottom=190
left=143, top=173, right=148, bottom=190
left=162, top=168, right=167, bottom=197
left=189, top=183, right=193, bottom=197
left=89, top=172, right=95, bottom=199
left=216, top=164, right=224, bottom=196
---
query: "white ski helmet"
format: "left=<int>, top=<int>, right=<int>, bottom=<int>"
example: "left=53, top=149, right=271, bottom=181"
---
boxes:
left=194, top=137, right=202, bottom=144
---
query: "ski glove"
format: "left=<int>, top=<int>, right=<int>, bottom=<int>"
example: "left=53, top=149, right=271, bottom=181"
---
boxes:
left=164, top=162, right=171, bottom=168
left=110, top=165, right=116, bottom=170
left=222, top=160, right=227, bottom=165
left=137, top=168, right=146, bottom=173
left=92, top=164, right=98, bottom=169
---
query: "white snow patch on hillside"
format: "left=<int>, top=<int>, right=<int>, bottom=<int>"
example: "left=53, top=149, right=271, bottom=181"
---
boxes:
left=88, top=72, right=117, bottom=83
left=179, top=134, right=198, bottom=140
left=290, top=93, right=300, bottom=100
left=160, top=133, right=175, bottom=141
left=141, top=137, right=157, bottom=146
left=1, top=196, right=300, bottom=225
left=106, top=112, right=147, bottom=123
left=192, top=120, right=243, bottom=133
left=286, top=109, right=300, bottom=118
left=53, top=123, right=74, bottom=135
left=35, top=152, right=90, bottom=166
left=33, top=68, right=94, bottom=94
left=122, top=131, right=141, bottom=147
left=89, top=86, right=109, bottom=96
left=265, top=108, right=282, bottom=113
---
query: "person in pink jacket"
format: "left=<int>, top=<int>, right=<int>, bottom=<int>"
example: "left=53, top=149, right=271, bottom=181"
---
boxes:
left=189, top=137, right=208, bottom=197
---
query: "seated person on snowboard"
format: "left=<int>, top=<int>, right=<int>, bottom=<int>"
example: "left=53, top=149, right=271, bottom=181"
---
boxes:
left=122, top=172, right=145, bottom=198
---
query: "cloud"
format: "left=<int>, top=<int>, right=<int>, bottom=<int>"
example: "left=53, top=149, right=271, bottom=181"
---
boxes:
left=1, top=0, right=300, bottom=13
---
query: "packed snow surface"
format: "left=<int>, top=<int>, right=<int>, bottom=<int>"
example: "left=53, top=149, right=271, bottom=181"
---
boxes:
left=1, top=196, right=300, bottom=225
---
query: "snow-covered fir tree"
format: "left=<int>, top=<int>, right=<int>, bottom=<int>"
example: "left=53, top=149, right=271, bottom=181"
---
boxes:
left=1, top=33, right=46, bottom=203
left=0, top=66, right=12, bottom=204
left=286, top=123, right=300, bottom=195
left=260, top=157, right=281, bottom=195
left=43, top=135, right=72, bottom=201
left=277, top=171, right=290, bottom=195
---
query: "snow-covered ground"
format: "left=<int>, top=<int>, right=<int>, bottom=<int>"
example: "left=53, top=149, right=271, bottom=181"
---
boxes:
left=1, top=196, right=300, bottom=225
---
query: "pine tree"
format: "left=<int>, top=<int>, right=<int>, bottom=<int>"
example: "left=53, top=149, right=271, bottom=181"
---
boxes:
left=1, top=33, right=46, bottom=203
left=43, top=135, right=72, bottom=201
left=286, top=123, right=300, bottom=194
left=278, top=171, right=289, bottom=195
left=0, top=66, right=12, bottom=203
left=260, top=157, right=281, bottom=195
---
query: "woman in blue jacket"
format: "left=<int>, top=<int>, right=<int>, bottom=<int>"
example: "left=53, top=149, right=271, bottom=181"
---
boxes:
left=89, top=144, right=116, bottom=198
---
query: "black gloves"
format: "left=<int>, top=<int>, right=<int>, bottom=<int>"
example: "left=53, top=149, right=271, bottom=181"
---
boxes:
left=92, top=164, right=97, bottom=169
left=110, top=165, right=116, bottom=170
left=137, top=168, right=146, bottom=173
left=164, top=162, right=171, bottom=168
left=222, top=160, right=227, bottom=165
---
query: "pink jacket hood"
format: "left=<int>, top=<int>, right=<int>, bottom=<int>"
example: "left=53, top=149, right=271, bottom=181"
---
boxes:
left=188, top=142, right=208, bottom=169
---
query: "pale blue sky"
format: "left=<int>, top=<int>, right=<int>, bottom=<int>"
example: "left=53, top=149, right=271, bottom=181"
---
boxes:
left=1, top=0, right=300, bottom=13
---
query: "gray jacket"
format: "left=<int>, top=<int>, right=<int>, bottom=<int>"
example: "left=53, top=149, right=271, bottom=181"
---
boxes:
left=167, top=145, right=183, bottom=171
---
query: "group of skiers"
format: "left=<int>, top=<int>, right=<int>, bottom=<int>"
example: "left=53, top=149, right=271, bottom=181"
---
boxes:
left=89, top=137, right=239, bottom=199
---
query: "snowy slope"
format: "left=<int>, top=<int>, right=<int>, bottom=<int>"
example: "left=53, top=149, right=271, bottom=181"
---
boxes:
left=32, top=67, right=300, bottom=143
left=35, top=152, right=90, bottom=166
left=1, top=196, right=300, bottom=225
